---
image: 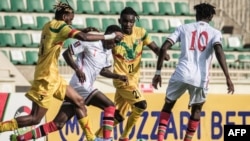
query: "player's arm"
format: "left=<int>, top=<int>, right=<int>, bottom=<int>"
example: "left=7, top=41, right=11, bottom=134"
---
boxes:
left=63, top=46, right=86, bottom=83
left=73, top=31, right=123, bottom=41
left=100, top=67, right=128, bottom=82
left=152, top=39, right=173, bottom=89
left=214, top=43, right=234, bottom=94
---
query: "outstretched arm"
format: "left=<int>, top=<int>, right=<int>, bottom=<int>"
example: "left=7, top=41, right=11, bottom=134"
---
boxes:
left=100, top=67, right=128, bottom=83
left=214, top=44, right=234, bottom=94
left=74, top=31, right=123, bottom=41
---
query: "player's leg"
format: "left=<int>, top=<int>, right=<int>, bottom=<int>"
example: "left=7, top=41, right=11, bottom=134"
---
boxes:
left=12, top=103, right=75, bottom=141
left=157, top=80, right=188, bottom=141
left=118, top=88, right=147, bottom=141
left=95, top=90, right=130, bottom=138
left=183, top=86, right=206, bottom=141
left=0, top=79, right=54, bottom=133
left=87, top=90, right=116, bottom=140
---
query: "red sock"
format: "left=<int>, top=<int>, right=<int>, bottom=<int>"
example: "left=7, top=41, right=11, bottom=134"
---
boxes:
left=103, top=106, right=115, bottom=139
left=17, top=121, right=58, bottom=141
left=157, top=112, right=171, bottom=141
left=183, top=119, right=199, bottom=141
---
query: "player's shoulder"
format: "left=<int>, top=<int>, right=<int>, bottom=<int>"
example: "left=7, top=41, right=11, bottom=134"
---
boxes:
left=50, top=19, right=69, bottom=30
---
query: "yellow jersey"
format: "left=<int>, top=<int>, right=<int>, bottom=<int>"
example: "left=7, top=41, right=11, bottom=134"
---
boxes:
left=34, top=19, right=80, bottom=82
left=112, top=26, right=152, bottom=89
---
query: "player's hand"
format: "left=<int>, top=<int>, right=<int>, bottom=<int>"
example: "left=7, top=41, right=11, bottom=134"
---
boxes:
left=114, top=32, right=124, bottom=42
left=118, top=75, right=128, bottom=84
left=152, top=75, right=162, bottom=89
left=164, top=53, right=170, bottom=61
left=226, top=78, right=234, bottom=94
left=81, top=27, right=100, bottom=33
left=75, top=69, right=86, bottom=83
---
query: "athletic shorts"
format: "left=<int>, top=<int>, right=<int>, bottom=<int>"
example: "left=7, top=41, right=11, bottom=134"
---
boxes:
left=114, top=87, right=145, bottom=117
left=166, top=78, right=208, bottom=106
left=73, top=86, right=99, bottom=106
left=25, top=77, right=67, bottom=109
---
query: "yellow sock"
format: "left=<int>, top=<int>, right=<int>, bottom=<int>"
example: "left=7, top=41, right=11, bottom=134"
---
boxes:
left=0, top=119, right=18, bottom=133
left=121, top=107, right=144, bottom=138
left=95, top=119, right=119, bottom=138
left=78, top=116, right=95, bottom=141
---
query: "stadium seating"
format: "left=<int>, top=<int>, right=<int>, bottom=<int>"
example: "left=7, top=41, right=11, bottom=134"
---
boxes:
left=228, top=36, right=243, bottom=51
left=14, top=33, right=33, bottom=47
left=158, top=1, right=174, bottom=15
left=86, top=18, right=101, bottom=31
left=72, top=15, right=85, bottom=29
left=76, top=0, right=93, bottom=14
left=36, top=16, right=50, bottom=30
left=10, top=0, right=26, bottom=12
left=0, top=16, right=4, bottom=29
left=25, top=50, right=38, bottom=65
left=20, top=15, right=36, bottom=30
left=109, top=1, right=124, bottom=15
left=43, top=0, right=56, bottom=13
left=141, top=52, right=155, bottom=67
left=0, top=0, right=11, bottom=11
left=152, top=19, right=169, bottom=33
left=26, top=0, right=43, bottom=12
left=0, top=33, right=15, bottom=47
left=174, top=2, right=190, bottom=16
left=9, top=50, right=26, bottom=65
left=102, top=18, right=117, bottom=31
left=4, top=15, right=21, bottom=29
left=142, top=2, right=158, bottom=15
left=126, top=1, right=142, bottom=14
left=151, top=35, right=161, bottom=47
left=30, top=32, right=41, bottom=47
left=136, top=18, right=153, bottom=32
left=93, top=1, right=109, bottom=14
left=168, top=18, right=182, bottom=33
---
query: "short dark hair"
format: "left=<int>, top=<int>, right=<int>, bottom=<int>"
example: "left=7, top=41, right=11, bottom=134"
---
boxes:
left=104, top=25, right=122, bottom=35
left=120, top=7, right=140, bottom=21
left=54, top=1, right=74, bottom=19
left=194, top=3, right=216, bottom=20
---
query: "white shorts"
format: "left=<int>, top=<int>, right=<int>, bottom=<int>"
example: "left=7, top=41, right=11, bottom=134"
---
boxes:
left=73, top=86, right=99, bottom=105
left=166, top=78, right=208, bottom=106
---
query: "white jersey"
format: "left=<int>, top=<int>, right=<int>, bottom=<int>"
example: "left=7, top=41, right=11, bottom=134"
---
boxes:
left=69, top=40, right=111, bottom=93
left=167, top=21, right=222, bottom=88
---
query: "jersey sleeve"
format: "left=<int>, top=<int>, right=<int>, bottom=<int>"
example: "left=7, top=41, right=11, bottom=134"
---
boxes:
left=60, top=24, right=81, bottom=38
left=141, top=28, right=152, bottom=46
left=212, top=30, right=222, bottom=46
left=167, top=26, right=181, bottom=44
left=70, top=40, right=87, bottom=55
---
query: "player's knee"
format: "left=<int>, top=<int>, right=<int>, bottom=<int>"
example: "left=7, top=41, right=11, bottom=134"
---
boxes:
left=114, top=110, right=125, bottom=123
left=162, top=98, right=176, bottom=113
left=134, top=100, right=147, bottom=110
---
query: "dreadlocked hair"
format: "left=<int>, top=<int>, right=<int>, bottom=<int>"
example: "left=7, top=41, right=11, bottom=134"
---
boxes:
left=120, top=7, right=140, bottom=21
left=194, top=3, right=216, bottom=20
left=54, top=1, right=74, bottom=19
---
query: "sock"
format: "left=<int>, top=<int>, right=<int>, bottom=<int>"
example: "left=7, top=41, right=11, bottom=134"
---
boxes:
left=157, top=112, right=171, bottom=141
left=0, top=119, right=18, bottom=132
left=78, top=116, right=95, bottom=141
left=95, top=119, right=119, bottom=138
left=103, top=106, right=115, bottom=139
left=17, top=121, right=57, bottom=141
left=121, top=106, right=144, bottom=138
left=183, top=119, right=200, bottom=141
